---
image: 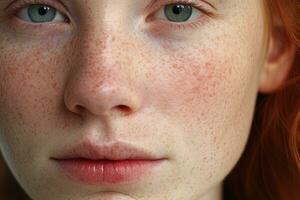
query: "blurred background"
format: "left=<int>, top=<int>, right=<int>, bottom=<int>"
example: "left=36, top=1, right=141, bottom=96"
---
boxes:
left=0, top=152, right=31, bottom=200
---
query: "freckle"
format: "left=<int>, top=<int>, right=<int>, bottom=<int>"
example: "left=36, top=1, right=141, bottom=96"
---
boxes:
left=52, top=82, right=57, bottom=89
left=205, top=62, right=212, bottom=68
left=7, top=67, right=17, bottom=76
left=17, top=112, right=23, bottom=120
left=172, top=64, right=179, bottom=69
left=213, top=136, right=217, bottom=143
left=62, top=120, right=69, bottom=129
left=111, top=36, right=116, bottom=42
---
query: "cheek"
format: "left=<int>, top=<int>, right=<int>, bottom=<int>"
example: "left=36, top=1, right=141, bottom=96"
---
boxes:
left=0, top=40, right=68, bottom=132
left=149, top=43, right=232, bottom=120
left=149, top=33, right=260, bottom=128
left=149, top=39, right=260, bottom=179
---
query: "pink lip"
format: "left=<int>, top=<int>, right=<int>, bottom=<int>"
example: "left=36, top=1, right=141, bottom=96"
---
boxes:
left=51, top=140, right=166, bottom=185
left=54, top=158, right=164, bottom=185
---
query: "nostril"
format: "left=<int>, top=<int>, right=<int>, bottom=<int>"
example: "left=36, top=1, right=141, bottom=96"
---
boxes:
left=71, top=104, right=132, bottom=117
left=117, top=105, right=131, bottom=113
left=75, top=105, right=86, bottom=114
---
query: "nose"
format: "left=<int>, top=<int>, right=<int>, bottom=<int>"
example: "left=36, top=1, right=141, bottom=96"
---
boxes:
left=64, top=78, right=141, bottom=118
left=63, top=33, right=142, bottom=119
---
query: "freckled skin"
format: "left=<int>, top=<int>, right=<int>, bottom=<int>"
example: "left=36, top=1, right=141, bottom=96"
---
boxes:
left=0, top=0, right=267, bottom=200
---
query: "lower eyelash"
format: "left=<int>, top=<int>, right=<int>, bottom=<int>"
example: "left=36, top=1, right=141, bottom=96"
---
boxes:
left=153, top=17, right=209, bottom=32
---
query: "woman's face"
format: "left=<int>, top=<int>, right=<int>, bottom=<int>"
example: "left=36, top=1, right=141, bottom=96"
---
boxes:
left=0, top=0, right=267, bottom=199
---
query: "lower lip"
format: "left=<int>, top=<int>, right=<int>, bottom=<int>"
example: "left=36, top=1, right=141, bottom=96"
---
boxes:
left=54, top=158, right=164, bottom=185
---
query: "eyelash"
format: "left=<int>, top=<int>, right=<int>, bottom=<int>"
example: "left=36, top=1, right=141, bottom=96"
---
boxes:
left=6, top=0, right=69, bottom=23
left=5, top=0, right=213, bottom=31
left=148, top=0, right=214, bottom=30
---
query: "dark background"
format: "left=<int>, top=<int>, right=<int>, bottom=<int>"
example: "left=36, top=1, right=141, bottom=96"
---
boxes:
left=0, top=153, right=31, bottom=200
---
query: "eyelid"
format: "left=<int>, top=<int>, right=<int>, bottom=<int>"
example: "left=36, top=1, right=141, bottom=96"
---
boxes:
left=144, top=0, right=216, bottom=32
left=145, top=0, right=216, bottom=15
left=6, top=0, right=70, bottom=21
left=155, top=4, right=203, bottom=22
left=17, top=6, right=65, bottom=23
left=145, top=0, right=216, bottom=26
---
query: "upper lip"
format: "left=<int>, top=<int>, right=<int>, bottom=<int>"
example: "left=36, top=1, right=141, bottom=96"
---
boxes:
left=51, top=140, right=164, bottom=161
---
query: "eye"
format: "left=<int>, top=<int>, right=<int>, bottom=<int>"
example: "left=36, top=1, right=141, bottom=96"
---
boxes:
left=165, top=4, right=193, bottom=22
left=155, top=3, right=204, bottom=23
left=16, top=4, right=66, bottom=23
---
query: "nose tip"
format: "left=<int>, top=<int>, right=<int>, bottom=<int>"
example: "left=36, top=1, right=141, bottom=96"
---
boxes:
left=64, top=81, right=141, bottom=119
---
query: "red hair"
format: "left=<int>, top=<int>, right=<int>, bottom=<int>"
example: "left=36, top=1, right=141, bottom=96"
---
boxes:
left=224, top=0, right=300, bottom=199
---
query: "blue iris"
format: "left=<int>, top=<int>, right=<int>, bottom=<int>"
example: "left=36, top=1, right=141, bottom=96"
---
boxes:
left=164, top=4, right=193, bottom=22
left=27, top=4, right=57, bottom=23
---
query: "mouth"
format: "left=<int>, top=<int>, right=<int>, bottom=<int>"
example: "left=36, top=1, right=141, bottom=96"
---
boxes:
left=50, top=141, right=167, bottom=185
left=52, top=158, right=164, bottom=185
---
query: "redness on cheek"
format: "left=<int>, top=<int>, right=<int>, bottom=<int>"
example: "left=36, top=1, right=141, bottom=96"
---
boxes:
left=170, top=48, right=221, bottom=93
left=161, top=47, right=231, bottom=119
left=7, top=67, right=17, bottom=77
left=0, top=43, right=66, bottom=127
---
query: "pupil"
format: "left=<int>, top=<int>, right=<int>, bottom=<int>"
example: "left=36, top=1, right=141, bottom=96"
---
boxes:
left=172, top=5, right=184, bottom=15
left=38, top=6, right=49, bottom=15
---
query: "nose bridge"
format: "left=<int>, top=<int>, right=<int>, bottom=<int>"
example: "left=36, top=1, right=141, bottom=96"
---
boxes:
left=64, top=24, right=141, bottom=119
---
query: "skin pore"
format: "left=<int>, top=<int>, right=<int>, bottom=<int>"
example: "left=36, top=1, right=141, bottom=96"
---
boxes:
left=0, top=0, right=294, bottom=199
